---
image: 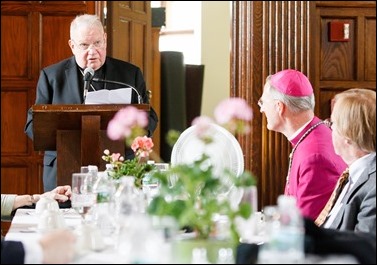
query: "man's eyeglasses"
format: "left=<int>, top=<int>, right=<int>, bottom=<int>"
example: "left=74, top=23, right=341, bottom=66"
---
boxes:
left=71, top=39, right=105, bottom=51
left=258, top=98, right=278, bottom=108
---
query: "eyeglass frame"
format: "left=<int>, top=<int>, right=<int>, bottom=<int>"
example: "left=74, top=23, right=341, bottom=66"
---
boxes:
left=71, top=39, right=106, bottom=51
left=257, top=98, right=279, bottom=108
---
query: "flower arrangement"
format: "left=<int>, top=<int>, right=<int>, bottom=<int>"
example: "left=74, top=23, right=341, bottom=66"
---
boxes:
left=146, top=97, right=257, bottom=243
left=103, top=98, right=257, bottom=244
left=103, top=106, right=155, bottom=188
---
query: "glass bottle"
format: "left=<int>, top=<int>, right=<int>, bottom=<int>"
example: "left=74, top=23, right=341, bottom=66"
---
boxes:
left=92, top=171, right=117, bottom=243
left=114, top=176, right=148, bottom=253
left=115, top=176, right=145, bottom=217
left=87, top=165, right=99, bottom=183
left=142, top=160, right=159, bottom=203
left=105, top=163, right=115, bottom=178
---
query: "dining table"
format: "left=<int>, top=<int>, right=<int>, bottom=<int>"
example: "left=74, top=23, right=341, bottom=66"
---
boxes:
left=4, top=208, right=360, bottom=264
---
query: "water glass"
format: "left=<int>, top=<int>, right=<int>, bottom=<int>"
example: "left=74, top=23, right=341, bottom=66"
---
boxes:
left=71, top=172, right=96, bottom=223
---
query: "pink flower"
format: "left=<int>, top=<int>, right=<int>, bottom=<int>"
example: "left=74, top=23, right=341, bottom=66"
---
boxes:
left=111, top=153, right=122, bottom=162
left=101, top=150, right=124, bottom=170
left=214, top=97, right=253, bottom=134
left=102, top=106, right=155, bottom=185
left=191, top=116, right=214, bottom=143
left=107, top=119, right=131, bottom=140
left=107, top=106, right=148, bottom=142
left=214, top=97, right=253, bottom=124
left=131, top=136, right=154, bottom=158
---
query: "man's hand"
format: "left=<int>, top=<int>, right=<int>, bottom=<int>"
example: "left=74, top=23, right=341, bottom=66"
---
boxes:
left=35, top=185, right=72, bottom=203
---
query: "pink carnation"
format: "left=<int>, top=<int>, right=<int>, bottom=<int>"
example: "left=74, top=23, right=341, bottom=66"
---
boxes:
left=107, top=106, right=148, bottom=141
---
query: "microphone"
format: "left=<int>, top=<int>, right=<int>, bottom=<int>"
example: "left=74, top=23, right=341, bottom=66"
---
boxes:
left=83, top=67, right=94, bottom=103
left=91, top=78, right=143, bottom=104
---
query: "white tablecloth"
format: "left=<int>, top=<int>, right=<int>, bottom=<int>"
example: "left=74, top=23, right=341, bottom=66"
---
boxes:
left=4, top=209, right=359, bottom=264
left=4, top=208, right=172, bottom=264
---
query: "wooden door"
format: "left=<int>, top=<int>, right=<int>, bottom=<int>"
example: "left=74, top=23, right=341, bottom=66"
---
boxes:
left=104, top=1, right=160, bottom=157
left=107, top=1, right=151, bottom=81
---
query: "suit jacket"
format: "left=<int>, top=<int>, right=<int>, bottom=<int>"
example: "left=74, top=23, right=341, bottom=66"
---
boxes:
left=325, top=153, right=376, bottom=233
left=1, top=194, right=16, bottom=221
left=24, top=56, right=158, bottom=191
left=1, top=239, right=25, bottom=264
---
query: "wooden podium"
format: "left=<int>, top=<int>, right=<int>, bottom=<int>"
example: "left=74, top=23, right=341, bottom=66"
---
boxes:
left=32, top=104, right=150, bottom=186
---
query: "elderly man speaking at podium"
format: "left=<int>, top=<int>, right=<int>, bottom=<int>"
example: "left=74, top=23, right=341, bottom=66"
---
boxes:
left=24, top=14, right=158, bottom=192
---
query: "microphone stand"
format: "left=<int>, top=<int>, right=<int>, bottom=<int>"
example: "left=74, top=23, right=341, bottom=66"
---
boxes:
left=83, top=80, right=91, bottom=104
left=83, top=68, right=94, bottom=104
left=91, top=78, right=143, bottom=104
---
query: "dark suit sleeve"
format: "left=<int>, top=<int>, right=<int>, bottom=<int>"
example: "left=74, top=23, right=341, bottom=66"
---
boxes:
left=24, top=107, right=34, bottom=140
left=147, top=107, right=158, bottom=137
left=304, top=217, right=376, bottom=264
left=24, top=69, right=52, bottom=140
left=1, top=240, right=25, bottom=264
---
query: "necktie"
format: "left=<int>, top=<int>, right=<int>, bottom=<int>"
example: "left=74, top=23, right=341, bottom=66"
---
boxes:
left=315, top=168, right=350, bottom=226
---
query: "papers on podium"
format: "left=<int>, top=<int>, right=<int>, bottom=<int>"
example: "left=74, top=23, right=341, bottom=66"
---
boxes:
left=85, top=88, right=132, bottom=104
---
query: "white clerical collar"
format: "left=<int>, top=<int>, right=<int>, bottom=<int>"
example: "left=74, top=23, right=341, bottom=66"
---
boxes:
left=288, top=118, right=314, bottom=141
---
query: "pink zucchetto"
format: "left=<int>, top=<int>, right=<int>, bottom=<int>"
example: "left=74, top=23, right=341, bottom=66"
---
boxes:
left=269, top=69, right=313, bottom=97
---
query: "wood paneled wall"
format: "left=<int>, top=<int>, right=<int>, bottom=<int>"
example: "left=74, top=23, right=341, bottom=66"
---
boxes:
left=231, top=1, right=376, bottom=210
left=315, top=1, right=376, bottom=119
left=1, top=1, right=96, bottom=196
left=1, top=0, right=97, bottom=234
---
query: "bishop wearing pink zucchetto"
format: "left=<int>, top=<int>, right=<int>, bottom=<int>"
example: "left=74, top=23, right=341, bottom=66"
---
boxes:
left=258, top=69, right=347, bottom=221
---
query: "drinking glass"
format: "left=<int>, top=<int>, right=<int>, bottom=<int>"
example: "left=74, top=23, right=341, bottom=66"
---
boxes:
left=71, top=172, right=96, bottom=223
